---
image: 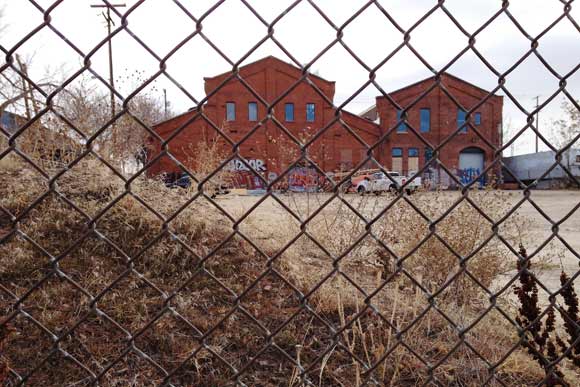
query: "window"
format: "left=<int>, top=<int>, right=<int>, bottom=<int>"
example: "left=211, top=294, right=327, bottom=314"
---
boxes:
left=425, top=147, right=434, bottom=162
left=306, top=103, right=315, bottom=122
left=419, top=108, right=430, bottom=132
left=392, top=147, right=403, bottom=174
left=340, top=149, right=353, bottom=169
left=475, top=112, right=481, bottom=126
left=408, top=148, right=419, bottom=174
left=248, top=102, right=258, bottom=121
left=226, top=102, right=236, bottom=121
left=396, top=110, right=407, bottom=132
left=285, top=103, right=294, bottom=122
left=457, top=109, right=467, bottom=133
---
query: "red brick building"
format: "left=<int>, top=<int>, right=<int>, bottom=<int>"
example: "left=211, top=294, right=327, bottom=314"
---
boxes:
left=147, top=57, right=503, bottom=189
left=376, top=73, right=503, bottom=186
left=147, top=56, right=381, bottom=190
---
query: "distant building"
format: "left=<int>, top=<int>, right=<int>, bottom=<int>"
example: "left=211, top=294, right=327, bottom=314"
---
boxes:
left=359, top=105, right=378, bottom=123
left=147, top=56, right=381, bottom=190
left=376, top=73, right=503, bottom=186
left=147, top=57, right=504, bottom=189
left=503, top=149, right=580, bottom=188
left=0, top=110, right=79, bottom=163
left=0, top=110, right=24, bottom=135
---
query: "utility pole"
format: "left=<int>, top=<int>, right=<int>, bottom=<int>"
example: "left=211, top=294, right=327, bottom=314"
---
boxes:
left=90, top=3, right=126, bottom=126
left=15, top=55, right=31, bottom=119
left=163, top=88, right=168, bottom=119
left=534, top=95, right=540, bottom=153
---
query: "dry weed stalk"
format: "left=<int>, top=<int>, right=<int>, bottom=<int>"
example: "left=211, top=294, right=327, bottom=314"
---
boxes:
left=514, top=245, right=580, bottom=386
left=181, top=137, right=233, bottom=196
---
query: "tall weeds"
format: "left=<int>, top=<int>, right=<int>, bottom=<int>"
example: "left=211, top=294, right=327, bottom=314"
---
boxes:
left=0, top=159, right=576, bottom=386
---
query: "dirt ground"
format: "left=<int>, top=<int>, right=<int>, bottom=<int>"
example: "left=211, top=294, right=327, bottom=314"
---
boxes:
left=504, top=190, right=580, bottom=292
left=215, top=189, right=579, bottom=294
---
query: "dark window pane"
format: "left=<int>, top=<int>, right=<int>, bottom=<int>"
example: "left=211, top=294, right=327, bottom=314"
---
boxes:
left=285, top=103, right=294, bottom=122
left=425, top=147, right=433, bottom=162
left=1, top=112, right=16, bottom=129
left=408, top=148, right=419, bottom=157
left=306, top=103, right=315, bottom=122
left=420, top=108, right=430, bottom=132
left=226, top=102, right=236, bottom=121
left=248, top=102, right=258, bottom=121
left=396, top=110, right=407, bottom=132
left=475, top=112, right=481, bottom=125
left=392, top=147, right=403, bottom=157
left=458, top=109, right=467, bottom=133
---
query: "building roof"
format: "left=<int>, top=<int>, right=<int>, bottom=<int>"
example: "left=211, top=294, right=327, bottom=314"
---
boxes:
left=152, top=105, right=203, bottom=128
left=359, top=104, right=377, bottom=116
left=154, top=56, right=338, bottom=129
left=377, top=72, right=502, bottom=99
left=341, top=110, right=381, bottom=136
left=203, top=55, right=335, bottom=85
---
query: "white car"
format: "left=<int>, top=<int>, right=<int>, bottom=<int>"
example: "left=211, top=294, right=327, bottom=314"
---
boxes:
left=355, top=171, right=421, bottom=195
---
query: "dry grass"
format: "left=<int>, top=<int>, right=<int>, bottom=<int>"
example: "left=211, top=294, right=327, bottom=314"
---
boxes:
left=275, top=189, right=531, bottom=305
left=1, top=159, right=578, bottom=386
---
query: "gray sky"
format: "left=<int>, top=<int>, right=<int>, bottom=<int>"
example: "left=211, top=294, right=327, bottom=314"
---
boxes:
left=1, top=0, right=579, bottom=155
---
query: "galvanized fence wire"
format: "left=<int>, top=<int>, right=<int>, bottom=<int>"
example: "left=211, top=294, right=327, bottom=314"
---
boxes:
left=1, top=0, right=579, bottom=386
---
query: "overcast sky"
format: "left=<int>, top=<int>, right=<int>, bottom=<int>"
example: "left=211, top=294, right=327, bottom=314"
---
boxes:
left=1, top=0, right=579, bottom=155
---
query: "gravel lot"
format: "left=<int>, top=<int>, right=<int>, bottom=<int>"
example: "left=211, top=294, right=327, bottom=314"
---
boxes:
left=216, top=189, right=579, bottom=294
left=505, top=190, right=580, bottom=291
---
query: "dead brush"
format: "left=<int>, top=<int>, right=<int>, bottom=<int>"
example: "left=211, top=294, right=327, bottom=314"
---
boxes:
left=287, top=274, right=548, bottom=386
left=514, top=245, right=580, bottom=386
left=278, top=189, right=530, bottom=306
left=0, top=158, right=574, bottom=387
left=0, top=158, right=277, bottom=386
left=181, top=136, right=234, bottom=197
left=262, top=189, right=554, bottom=385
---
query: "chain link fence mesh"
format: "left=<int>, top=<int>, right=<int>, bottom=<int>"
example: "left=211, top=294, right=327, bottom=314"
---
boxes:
left=1, top=0, right=580, bottom=386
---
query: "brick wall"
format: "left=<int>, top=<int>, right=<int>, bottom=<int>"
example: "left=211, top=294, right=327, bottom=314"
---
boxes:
left=147, top=59, right=503, bottom=188
left=376, top=73, right=503, bottom=180
left=147, top=56, right=382, bottom=181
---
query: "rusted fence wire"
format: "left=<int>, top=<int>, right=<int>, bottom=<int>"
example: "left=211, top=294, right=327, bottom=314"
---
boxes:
left=1, top=1, right=580, bottom=386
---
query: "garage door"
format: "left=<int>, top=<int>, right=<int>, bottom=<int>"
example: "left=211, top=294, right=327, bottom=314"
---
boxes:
left=459, top=148, right=484, bottom=186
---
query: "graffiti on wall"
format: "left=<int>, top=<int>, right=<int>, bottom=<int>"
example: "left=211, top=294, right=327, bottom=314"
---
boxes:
left=226, top=158, right=266, bottom=172
left=225, top=158, right=267, bottom=190
left=230, top=173, right=266, bottom=191
left=224, top=158, right=324, bottom=193
left=458, top=167, right=485, bottom=186
left=288, top=167, right=319, bottom=192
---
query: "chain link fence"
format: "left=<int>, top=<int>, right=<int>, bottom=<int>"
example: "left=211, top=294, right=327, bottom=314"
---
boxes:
left=1, top=1, right=580, bottom=386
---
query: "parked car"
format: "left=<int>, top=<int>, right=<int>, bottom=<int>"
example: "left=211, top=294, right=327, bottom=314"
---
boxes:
left=355, top=171, right=421, bottom=195
left=164, top=172, right=192, bottom=189
left=164, top=173, right=231, bottom=198
left=344, top=174, right=372, bottom=193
